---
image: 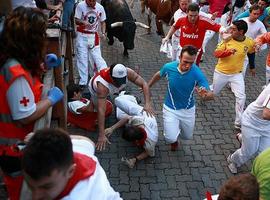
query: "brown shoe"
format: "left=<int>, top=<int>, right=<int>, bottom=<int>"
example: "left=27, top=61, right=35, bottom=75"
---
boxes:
left=170, top=141, right=178, bottom=151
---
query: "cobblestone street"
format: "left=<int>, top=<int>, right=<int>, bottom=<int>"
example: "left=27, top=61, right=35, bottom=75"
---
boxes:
left=67, top=1, right=269, bottom=199
left=1, top=1, right=268, bottom=199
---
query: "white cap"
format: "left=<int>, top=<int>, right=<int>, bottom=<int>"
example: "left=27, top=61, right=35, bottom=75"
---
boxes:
left=111, top=64, right=127, bottom=86
left=112, top=64, right=127, bottom=78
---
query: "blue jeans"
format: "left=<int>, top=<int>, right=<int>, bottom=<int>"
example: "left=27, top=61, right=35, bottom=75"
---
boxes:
left=62, top=0, right=75, bottom=28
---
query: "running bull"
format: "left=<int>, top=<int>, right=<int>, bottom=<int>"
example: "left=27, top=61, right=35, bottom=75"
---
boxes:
left=101, top=0, right=149, bottom=57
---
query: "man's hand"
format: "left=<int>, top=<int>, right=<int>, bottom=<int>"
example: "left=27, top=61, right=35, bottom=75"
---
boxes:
left=254, top=44, right=261, bottom=52
left=96, top=135, right=111, bottom=151
left=211, top=12, right=218, bottom=20
left=48, top=14, right=60, bottom=23
left=24, top=132, right=35, bottom=143
left=105, top=127, right=114, bottom=137
left=143, top=103, right=155, bottom=117
left=250, top=68, right=256, bottom=77
left=162, top=37, right=169, bottom=45
left=196, top=87, right=214, bottom=101
left=101, top=32, right=107, bottom=40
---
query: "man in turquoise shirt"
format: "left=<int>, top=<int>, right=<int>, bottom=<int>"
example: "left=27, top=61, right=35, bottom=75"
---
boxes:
left=148, top=45, right=214, bottom=151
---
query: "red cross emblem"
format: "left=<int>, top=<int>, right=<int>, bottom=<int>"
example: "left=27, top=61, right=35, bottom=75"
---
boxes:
left=20, top=97, right=30, bottom=107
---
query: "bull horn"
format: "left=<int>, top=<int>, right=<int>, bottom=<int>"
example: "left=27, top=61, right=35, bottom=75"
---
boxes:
left=111, top=22, right=123, bottom=28
left=135, top=22, right=150, bottom=29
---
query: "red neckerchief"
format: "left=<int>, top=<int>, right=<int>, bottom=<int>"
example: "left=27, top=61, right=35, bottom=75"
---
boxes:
left=99, top=68, right=114, bottom=84
left=80, top=98, right=88, bottom=104
left=56, top=153, right=96, bottom=199
left=206, top=191, right=213, bottom=200
left=134, top=128, right=147, bottom=146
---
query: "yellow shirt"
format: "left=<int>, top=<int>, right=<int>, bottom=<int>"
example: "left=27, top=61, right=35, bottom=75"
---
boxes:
left=215, top=37, right=254, bottom=74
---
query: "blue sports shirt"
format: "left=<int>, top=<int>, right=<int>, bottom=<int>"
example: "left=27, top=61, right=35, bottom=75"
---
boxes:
left=160, top=61, right=210, bottom=110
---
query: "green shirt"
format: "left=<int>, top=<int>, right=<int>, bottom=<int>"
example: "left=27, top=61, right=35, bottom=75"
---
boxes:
left=252, top=148, right=270, bottom=200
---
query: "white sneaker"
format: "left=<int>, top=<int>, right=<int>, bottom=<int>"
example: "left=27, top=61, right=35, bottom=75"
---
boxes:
left=236, top=132, right=242, bottom=145
left=227, top=154, right=238, bottom=174
left=234, top=123, right=241, bottom=130
left=121, top=157, right=136, bottom=168
left=119, top=91, right=126, bottom=96
left=209, top=84, right=213, bottom=91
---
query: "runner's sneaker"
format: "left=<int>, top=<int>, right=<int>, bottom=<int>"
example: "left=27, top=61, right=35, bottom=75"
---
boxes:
left=227, top=154, right=238, bottom=174
left=236, top=132, right=242, bottom=146
left=209, top=84, right=213, bottom=91
left=121, top=157, right=136, bottom=168
left=234, top=123, right=241, bottom=130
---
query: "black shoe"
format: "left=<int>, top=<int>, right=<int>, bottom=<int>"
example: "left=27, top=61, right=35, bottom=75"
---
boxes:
left=79, top=85, right=86, bottom=90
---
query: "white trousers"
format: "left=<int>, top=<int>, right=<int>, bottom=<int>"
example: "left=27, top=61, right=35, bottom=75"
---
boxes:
left=212, top=70, right=246, bottom=125
left=171, top=33, right=181, bottom=61
left=242, top=56, right=248, bottom=77
left=114, top=94, right=142, bottom=120
left=163, top=105, right=195, bottom=143
left=202, top=18, right=221, bottom=52
left=76, top=32, right=107, bottom=85
left=231, top=113, right=270, bottom=167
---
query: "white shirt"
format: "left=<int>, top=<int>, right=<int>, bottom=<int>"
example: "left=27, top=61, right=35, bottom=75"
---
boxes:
left=242, top=17, right=267, bottom=39
left=75, top=1, right=106, bottom=32
left=220, top=11, right=232, bottom=28
left=7, top=77, right=36, bottom=120
left=20, top=138, right=122, bottom=200
left=68, top=99, right=90, bottom=114
left=62, top=139, right=122, bottom=200
left=129, top=113, right=159, bottom=143
left=90, top=75, right=120, bottom=95
left=243, top=84, right=270, bottom=130
left=173, top=8, right=186, bottom=37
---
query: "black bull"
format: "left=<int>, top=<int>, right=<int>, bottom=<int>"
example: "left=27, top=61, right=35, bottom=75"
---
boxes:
left=101, top=0, right=149, bottom=56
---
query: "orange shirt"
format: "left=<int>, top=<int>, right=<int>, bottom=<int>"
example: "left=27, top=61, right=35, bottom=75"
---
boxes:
left=255, top=32, right=270, bottom=67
